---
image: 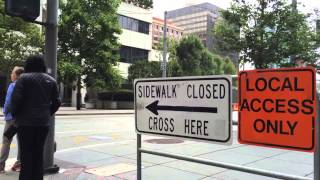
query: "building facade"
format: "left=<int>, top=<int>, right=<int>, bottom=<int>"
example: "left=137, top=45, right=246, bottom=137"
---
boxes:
left=167, top=2, right=220, bottom=50
left=152, top=17, right=183, bottom=49
left=117, top=3, right=153, bottom=77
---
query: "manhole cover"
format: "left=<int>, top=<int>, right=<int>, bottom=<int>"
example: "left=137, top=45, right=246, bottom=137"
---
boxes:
left=144, top=138, right=184, bottom=144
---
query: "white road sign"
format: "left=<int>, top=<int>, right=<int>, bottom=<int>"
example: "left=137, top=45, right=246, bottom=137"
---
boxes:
left=134, top=76, right=232, bottom=144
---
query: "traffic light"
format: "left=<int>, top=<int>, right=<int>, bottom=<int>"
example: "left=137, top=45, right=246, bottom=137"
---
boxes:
left=5, top=0, right=40, bottom=21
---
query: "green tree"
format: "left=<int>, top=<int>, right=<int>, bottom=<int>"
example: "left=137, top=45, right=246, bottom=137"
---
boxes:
left=176, top=36, right=230, bottom=76
left=212, top=54, right=225, bottom=75
left=128, top=60, right=161, bottom=83
left=156, top=37, right=179, bottom=62
left=223, top=58, right=237, bottom=74
left=200, top=49, right=218, bottom=75
left=58, top=0, right=122, bottom=95
left=176, top=36, right=203, bottom=76
left=0, top=1, right=44, bottom=78
left=167, top=59, right=182, bottom=77
left=122, top=0, right=153, bottom=9
left=213, top=0, right=320, bottom=68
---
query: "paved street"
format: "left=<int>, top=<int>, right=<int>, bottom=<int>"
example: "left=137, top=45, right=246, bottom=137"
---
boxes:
left=0, top=112, right=314, bottom=180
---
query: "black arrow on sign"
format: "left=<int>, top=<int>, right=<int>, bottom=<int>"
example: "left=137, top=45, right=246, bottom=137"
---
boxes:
left=145, top=100, right=218, bottom=115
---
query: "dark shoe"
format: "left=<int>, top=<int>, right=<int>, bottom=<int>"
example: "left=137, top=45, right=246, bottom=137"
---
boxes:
left=0, top=167, right=4, bottom=174
left=11, top=162, right=20, bottom=172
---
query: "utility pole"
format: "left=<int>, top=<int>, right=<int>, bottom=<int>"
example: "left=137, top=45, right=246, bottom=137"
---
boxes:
left=292, top=0, right=297, bottom=11
left=43, top=0, right=60, bottom=173
left=162, top=11, right=168, bottom=78
left=317, top=19, right=320, bottom=36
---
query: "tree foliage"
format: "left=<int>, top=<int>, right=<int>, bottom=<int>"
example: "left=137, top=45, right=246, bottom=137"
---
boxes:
left=176, top=36, right=236, bottom=76
left=0, top=1, right=44, bottom=78
left=176, top=36, right=203, bottom=76
left=156, top=37, right=179, bottom=62
left=128, top=60, right=161, bottom=83
left=58, top=0, right=122, bottom=89
left=122, top=0, right=153, bottom=9
left=167, top=59, right=182, bottom=77
left=223, top=58, right=237, bottom=74
left=128, top=36, right=237, bottom=81
left=213, top=0, right=320, bottom=68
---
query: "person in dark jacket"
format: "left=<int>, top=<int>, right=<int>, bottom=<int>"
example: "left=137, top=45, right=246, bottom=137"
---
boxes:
left=11, top=55, right=61, bottom=180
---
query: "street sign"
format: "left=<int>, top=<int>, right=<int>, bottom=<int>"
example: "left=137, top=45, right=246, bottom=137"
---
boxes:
left=238, top=67, right=317, bottom=152
left=134, top=76, right=232, bottom=144
left=160, top=62, right=166, bottom=71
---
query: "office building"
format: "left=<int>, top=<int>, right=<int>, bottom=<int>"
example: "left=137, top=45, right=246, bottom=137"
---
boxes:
left=117, top=3, right=153, bottom=77
left=152, top=17, right=183, bottom=49
left=167, top=2, right=220, bottom=49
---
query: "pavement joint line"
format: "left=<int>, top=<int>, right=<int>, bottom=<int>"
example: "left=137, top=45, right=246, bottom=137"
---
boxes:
left=55, top=140, right=135, bottom=153
left=271, top=153, right=314, bottom=166
left=161, top=161, right=214, bottom=177
left=242, top=150, right=291, bottom=167
left=304, top=172, right=314, bottom=177
left=191, top=144, right=247, bottom=157
left=82, top=147, right=125, bottom=157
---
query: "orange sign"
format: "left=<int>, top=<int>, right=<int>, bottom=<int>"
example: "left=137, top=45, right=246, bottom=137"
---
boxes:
left=238, top=67, right=316, bottom=152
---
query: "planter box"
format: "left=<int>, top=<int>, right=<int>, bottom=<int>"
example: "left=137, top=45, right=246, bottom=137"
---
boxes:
left=96, top=100, right=104, bottom=109
left=85, top=102, right=96, bottom=109
left=104, top=101, right=117, bottom=109
left=117, top=101, right=134, bottom=109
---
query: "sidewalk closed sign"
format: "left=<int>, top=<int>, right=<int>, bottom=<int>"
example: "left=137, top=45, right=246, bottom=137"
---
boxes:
left=134, top=76, right=232, bottom=144
left=238, top=67, right=316, bottom=152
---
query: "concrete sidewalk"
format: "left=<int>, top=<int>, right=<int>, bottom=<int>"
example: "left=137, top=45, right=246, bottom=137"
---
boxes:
left=0, top=110, right=313, bottom=180
left=0, top=107, right=134, bottom=117
left=0, top=136, right=314, bottom=180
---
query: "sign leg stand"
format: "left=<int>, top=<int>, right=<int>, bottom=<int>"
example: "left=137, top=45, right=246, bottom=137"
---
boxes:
left=314, top=98, right=320, bottom=180
left=137, top=134, right=142, bottom=180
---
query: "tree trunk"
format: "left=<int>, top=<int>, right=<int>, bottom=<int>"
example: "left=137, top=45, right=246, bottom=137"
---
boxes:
left=76, top=75, right=81, bottom=110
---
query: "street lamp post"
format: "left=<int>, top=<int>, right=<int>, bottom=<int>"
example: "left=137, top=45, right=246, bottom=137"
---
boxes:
left=162, top=11, right=168, bottom=78
left=43, top=0, right=59, bottom=173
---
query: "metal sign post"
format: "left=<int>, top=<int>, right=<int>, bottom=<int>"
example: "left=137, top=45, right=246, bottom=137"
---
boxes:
left=137, top=133, right=142, bottom=180
left=314, top=95, right=320, bottom=180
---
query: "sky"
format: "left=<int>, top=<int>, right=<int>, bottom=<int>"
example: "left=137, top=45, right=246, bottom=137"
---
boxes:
left=152, top=0, right=320, bottom=19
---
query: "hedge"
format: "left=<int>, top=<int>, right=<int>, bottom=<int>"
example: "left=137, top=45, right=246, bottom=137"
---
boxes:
left=97, top=89, right=133, bottom=101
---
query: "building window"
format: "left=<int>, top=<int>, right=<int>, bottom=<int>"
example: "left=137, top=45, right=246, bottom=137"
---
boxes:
left=118, top=15, right=149, bottom=34
left=156, top=25, right=159, bottom=29
left=120, top=46, right=149, bottom=63
left=138, top=21, right=149, bottom=34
